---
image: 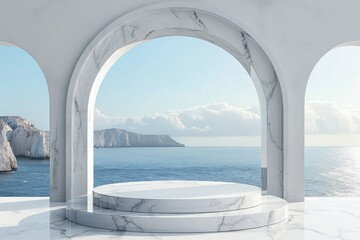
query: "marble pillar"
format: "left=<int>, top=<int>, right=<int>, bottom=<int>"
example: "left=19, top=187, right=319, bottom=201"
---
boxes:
left=247, top=36, right=284, bottom=198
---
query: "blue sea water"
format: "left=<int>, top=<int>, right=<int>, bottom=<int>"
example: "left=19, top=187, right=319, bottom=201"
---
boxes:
left=0, top=146, right=359, bottom=197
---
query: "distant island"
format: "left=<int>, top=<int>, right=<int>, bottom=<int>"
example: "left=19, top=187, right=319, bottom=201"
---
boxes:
left=94, top=128, right=184, bottom=148
left=0, top=116, right=184, bottom=172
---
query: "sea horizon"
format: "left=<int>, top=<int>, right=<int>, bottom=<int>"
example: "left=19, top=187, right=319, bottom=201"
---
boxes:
left=0, top=146, right=359, bottom=197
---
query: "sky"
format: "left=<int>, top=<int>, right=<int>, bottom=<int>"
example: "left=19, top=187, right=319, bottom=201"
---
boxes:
left=0, top=46, right=49, bottom=130
left=1, top=37, right=360, bottom=146
left=305, top=46, right=360, bottom=146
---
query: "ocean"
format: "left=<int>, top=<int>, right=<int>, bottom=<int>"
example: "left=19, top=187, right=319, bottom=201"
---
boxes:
left=0, top=146, right=359, bottom=197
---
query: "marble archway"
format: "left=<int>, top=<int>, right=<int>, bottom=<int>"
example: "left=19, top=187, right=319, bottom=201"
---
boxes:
left=66, top=6, right=284, bottom=201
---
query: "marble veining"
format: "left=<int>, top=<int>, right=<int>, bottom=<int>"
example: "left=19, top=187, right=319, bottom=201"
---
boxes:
left=240, top=32, right=252, bottom=67
left=93, top=10, right=254, bottom=71
left=50, top=121, right=59, bottom=192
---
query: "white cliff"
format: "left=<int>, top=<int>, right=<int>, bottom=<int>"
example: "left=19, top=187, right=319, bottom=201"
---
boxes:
left=0, top=116, right=50, bottom=160
left=94, top=128, right=185, bottom=148
left=30, top=131, right=50, bottom=159
left=0, top=122, right=17, bottom=172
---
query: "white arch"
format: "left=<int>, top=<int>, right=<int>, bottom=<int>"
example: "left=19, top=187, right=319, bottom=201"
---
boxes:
left=66, top=6, right=284, bottom=200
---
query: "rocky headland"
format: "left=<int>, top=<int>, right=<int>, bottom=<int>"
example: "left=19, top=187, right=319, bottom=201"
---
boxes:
left=0, top=116, right=49, bottom=172
left=0, top=122, right=17, bottom=172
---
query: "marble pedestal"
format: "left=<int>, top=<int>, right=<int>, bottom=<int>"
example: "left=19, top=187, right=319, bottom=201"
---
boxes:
left=93, top=180, right=262, bottom=213
left=66, top=181, right=287, bottom=233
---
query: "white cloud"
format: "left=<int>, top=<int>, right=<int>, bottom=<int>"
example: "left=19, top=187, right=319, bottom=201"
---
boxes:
left=305, top=101, right=360, bottom=135
left=95, top=101, right=360, bottom=138
left=94, top=103, right=261, bottom=137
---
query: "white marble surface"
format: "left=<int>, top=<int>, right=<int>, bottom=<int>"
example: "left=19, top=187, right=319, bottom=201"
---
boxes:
left=67, top=195, right=286, bottom=232
left=1, top=197, right=360, bottom=239
left=93, top=181, right=262, bottom=213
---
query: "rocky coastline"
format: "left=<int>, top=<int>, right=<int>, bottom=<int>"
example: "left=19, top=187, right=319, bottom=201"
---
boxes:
left=0, top=116, right=184, bottom=172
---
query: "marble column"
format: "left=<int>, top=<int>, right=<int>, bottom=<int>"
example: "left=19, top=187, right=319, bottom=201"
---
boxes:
left=250, top=69, right=268, bottom=192
left=49, top=82, right=67, bottom=202
left=247, top=36, right=284, bottom=198
left=284, top=88, right=305, bottom=202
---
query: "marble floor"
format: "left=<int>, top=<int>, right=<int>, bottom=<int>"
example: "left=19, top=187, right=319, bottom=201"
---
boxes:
left=0, top=197, right=360, bottom=240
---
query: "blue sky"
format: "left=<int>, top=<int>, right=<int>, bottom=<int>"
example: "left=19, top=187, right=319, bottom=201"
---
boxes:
left=95, top=37, right=257, bottom=117
left=306, top=47, right=360, bottom=107
left=1, top=37, right=360, bottom=146
left=0, top=46, right=49, bottom=130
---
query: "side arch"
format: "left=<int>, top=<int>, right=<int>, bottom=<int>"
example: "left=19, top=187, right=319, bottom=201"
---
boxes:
left=66, top=6, right=284, bottom=200
left=0, top=40, right=56, bottom=198
left=304, top=42, right=360, bottom=196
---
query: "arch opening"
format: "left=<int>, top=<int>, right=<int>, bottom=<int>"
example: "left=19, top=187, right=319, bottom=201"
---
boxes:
left=0, top=43, right=50, bottom=196
left=93, top=36, right=262, bottom=187
left=305, top=44, right=360, bottom=197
